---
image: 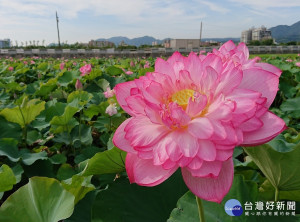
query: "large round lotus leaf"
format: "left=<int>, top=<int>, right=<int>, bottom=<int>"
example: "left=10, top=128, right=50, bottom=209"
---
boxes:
left=0, top=177, right=75, bottom=222
left=91, top=170, right=188, bottom=222
left=244, top=143, right=300, bottom=192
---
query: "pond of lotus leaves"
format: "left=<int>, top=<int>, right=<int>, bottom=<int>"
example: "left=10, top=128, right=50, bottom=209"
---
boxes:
left=0, top=50, right=299, bottom=222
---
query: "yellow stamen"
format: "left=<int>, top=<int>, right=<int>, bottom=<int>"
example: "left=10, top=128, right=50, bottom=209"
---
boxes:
left=171, top=89, right=195, bottom=109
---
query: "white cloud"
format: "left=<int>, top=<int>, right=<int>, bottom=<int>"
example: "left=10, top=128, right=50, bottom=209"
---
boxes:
left=0, top=0, right=209, bottom=21
left=0, top=0, right=298, bottom=43
left=0, top=0, right=150, bottom=20
left=0, top=0, right=209, bottom=42
left=198, top=1, right=229, bottom=13
left=229, top=0, right=300, bottom=9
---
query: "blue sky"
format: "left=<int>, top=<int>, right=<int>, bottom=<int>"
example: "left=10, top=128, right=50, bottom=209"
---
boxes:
left=0, top=0, right=299, bottom=45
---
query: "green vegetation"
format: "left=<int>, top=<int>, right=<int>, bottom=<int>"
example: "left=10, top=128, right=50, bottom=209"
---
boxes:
left=0, top=54, right=299, bottom=221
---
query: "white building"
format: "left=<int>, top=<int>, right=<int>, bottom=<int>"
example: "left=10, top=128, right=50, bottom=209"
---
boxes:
left=0, top=39, right=11, bottom=48
left=241, top=30, right=253, bottom=43
left=252, top=26, right=272, bottom=41
left=241, top=26, right=272, bottom=43
left=152, top=41, right=159, bottom=46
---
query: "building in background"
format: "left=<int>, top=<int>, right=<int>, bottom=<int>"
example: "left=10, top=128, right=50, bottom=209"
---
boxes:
left=163, top=39, right=171, bottom=48
left=170, top=39, right=201, bottom=49
left=241, top=29, right=253, bottom=43
left=0, top=39, right=11, bottom=48
left=241, top=26, right=272, bottom=43
left=201, top=40, right=220, bottom=46
left=169, top=39, right=221, bottom=49
left=152, top=41, right=160, bottom=46
left=118, top=41, right=128, bottom=47
left=252, top=26, right=272, bottom=41
left=88, top=40, right=115, bottom=48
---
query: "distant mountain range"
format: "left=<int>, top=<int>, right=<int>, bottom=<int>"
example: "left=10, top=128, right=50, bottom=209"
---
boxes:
left=96, top=36, right=167, bottom=47
left=92, top=21, right=300, bottom=46
left=96, top=36, right=240, bottom=47
left=202, top=38, right=240, bottom=43
left=270, top=21, right=300, bottom=43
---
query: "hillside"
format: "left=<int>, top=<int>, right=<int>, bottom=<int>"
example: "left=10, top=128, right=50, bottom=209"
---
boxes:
left=270, top=21, right=300, bottom=43
left=96, top=36, right=240, bottom=46
left=96, top=36, right=164, bottom=47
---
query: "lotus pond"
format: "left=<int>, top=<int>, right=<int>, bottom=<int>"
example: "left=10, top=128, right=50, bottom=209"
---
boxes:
left=0, top=50, right=299, bottom=222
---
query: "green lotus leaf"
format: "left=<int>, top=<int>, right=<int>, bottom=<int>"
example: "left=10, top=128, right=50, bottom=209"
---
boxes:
left=244, top=142, right=300, bottom=192
left=0, top=138, right=20, bottom=162
left=0, top=177, right=75, bottom=222
left=35, top=78, right=57, bottom=96
left=0, top=97, right=45, bottom=128
left=0, top=164, right=16, bottom=192
left=62, top=175, right=95, bottom=204
left=82, top=147, right=126, bottom=176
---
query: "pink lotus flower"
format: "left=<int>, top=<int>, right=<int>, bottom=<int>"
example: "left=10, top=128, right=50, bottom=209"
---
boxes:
left=113, top=41, right=286, bottom=203
left=23, top=61, right=28, bottom=65
left=144, top=61, right=150, bottom=69
left=75, top=79, right=83, bottom=90
left=130, top=60, right=135, bottom=67
left=60, top=62, right=65, bottom=70
left=80, top=64, right=92, bottom=76
left=8, top=66, right=14, bottom=71
left=106, top=103, right=118, bottom=116
left=125, top=70, right=133, bottom=75
left=122, top=68, right=133, bottom=75
left=285, top=59, right=293, bottom=62
left=103, top=87, right=115, bottom=98
left=30, top=60, right=35, bottom=65
left=295, top=62, right=300, bottom=67
left=212, top=41, right=281, bottom=77
left=253, top=56, right=261, bottom=62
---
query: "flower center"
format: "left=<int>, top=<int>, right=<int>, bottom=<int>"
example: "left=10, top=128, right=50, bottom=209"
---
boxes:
left=171, top=89, right=195, bottom=108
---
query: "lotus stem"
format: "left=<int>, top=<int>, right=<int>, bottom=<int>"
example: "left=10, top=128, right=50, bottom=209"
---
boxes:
left=79, top=109, right=82, bottom=150
left=196, top=196, right=206, bottom=222
left=18, top=105, right=27, bottom=146
left=275, top=188, right=279, bottom=202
